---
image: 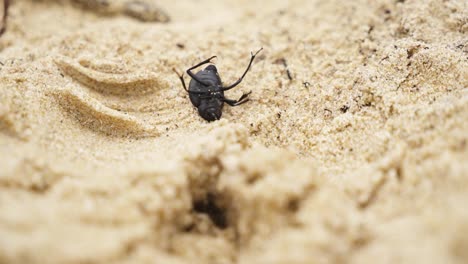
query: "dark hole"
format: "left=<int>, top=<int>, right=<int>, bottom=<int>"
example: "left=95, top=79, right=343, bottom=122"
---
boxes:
left=287, top=198, right=300, bottom=212
left=407, top=47, right=418, bottom=59
left=193, top=193, right=228, bottom=229
left=182, top=223, right=195, bottom=232
left=340, top=105, right=349, bottom=113
left=246, top=173, right=261, bottom=185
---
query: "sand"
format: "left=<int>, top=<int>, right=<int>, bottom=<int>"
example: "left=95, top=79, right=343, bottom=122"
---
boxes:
left=0, top=0, right=467, bottom=263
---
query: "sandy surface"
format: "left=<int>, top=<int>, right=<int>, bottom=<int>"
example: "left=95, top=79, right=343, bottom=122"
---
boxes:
left=0, top=0, right=467, bottom=263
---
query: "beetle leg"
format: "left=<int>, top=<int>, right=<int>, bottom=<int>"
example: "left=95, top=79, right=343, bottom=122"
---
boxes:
left=173, top=68, right=214, bottom=95
left=221, top=48, right=263, bottom=91
left=186, top=56, right=217, bottom=86
left=237, top=90, right=252, bottom=101
left=223, top=91, right=252, bottom=106
left=172, top=68, right=189, bottom=92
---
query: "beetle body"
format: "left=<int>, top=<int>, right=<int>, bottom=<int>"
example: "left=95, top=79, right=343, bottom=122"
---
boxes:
left=174, top=48, right=263, bottom=122
left=188, top=65, right=224, bottom=121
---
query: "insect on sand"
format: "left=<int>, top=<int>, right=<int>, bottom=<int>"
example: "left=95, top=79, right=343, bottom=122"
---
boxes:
left=173, top=48, right=263, bottom=122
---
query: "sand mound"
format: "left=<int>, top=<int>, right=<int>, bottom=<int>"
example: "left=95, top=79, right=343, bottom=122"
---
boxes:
left=1, top=0, right=467, bottom=263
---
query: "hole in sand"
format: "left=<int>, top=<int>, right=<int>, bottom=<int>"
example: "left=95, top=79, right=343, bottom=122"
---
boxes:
left=192, top=192, right=228, bottom=229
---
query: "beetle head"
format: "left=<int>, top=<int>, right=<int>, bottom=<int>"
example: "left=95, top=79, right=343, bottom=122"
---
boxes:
left=198, top=108, right=221, bottom=122
left=199, top=105, right=222, bottom=122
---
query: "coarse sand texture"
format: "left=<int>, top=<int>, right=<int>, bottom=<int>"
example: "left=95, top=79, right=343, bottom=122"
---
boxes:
left=0, top=0, right=467, bottom=263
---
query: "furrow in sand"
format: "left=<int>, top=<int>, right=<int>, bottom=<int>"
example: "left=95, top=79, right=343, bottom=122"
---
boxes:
left=53, top=88, right=159, bottom=137
left=54, top=56, right=168, bottom=96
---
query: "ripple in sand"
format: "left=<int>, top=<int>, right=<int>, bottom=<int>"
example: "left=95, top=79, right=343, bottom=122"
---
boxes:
left=54, top=88, right=159, bottom=137
left=55, top=56, right=168, bottom=96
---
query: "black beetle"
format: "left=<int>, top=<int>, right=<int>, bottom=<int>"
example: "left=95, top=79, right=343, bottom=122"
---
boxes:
left=174, top=48, right=263, bottom=121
